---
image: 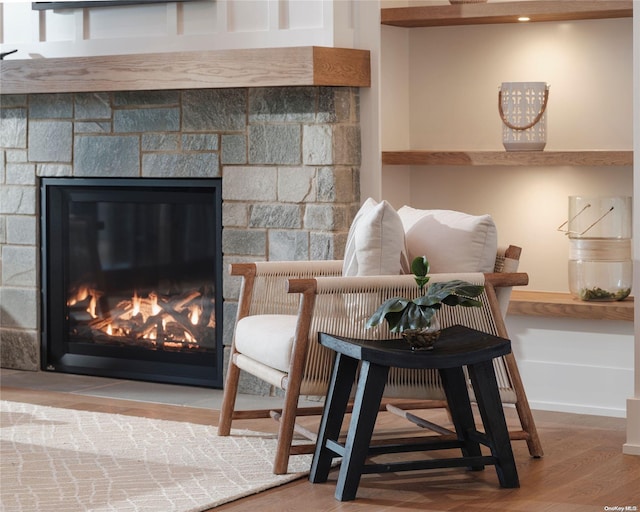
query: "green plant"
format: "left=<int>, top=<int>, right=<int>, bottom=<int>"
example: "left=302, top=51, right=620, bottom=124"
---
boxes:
left=365, top=256, right=485, bottom=334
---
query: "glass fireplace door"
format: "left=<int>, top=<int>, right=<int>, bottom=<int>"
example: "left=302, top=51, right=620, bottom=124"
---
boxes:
left=41, top=178, right=223, bottom=388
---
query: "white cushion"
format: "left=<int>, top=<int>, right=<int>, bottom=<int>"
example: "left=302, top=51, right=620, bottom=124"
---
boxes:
left=234, top=314, right=298, bottom=373
left=397, top=206, right=498, bottom=273
left=342, top=198, right=409, bottom=276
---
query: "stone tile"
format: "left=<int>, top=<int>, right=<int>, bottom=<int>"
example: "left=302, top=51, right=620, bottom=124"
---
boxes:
left=221, top=134, right=246, bottom=164
left=28, top=120, right=72, bottom=162
left=0, top=215, right=6, bottom=244
left=6, top=163, right=36, bottom=185
left=249, top=87, right=315, bottom=123
left=182, top=89, right=247, bottom=132
left=182, top=133, right=218, bottom=151
left=311, top=231, right=345, bottom=260
left=222, top=301, right=237, bottom=346
left=142, top=133, right=179, bottom=151
left=0, top=186, right=36, bottom=215
left=37, top=163, right=72, bottom=177
left=249, top=203, right=301, bottom=229
left=113, top=91, right=179, bottom=106
left=2, top=245, right=37, bottom=286
left=333, top=125, right=361, bottom=165
left=0, top=95, right=27, bottom=108
left=5, top=149, right=27, bottom=163
left=74, top=135, right=140, bottom=177
left=114, top=108, right=179, bottom=133
left=74, top=121, right=111, bottom=134
left=269, top=230, right=309, bottom=261
left=142, top=152, right=218, bottom=177
left=6, top=215, right=36, bottom=245
left=222, top=166, right=276, bottom=201
left=303, top=124, right=332, bottom=165
left=0, top=370, right=122, bottom=393
left=317, top=87, right=357, bottom=123
left=222, top=228, right=266, bottom=256
left=277, top=167, right=316, bottom=203
left=29, top=93, right=73, bottom=119
left=75, top=93, right=111, bottom=120
left=222, top=202, right=249, bottom=227
left=0, top=108, right=27, bottom=149
left=0, top=287, right=38, bottom=329
left=248, top=124, right=301, bottom=165
left=0, top=329, right=39, bottom=371
left=317, top=166, right=357, bottom=202
left=303, top=203, right=349, bottom=231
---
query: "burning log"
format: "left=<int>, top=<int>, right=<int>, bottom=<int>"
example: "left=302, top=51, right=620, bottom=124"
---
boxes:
left=70, top=285, right=216, bottom=350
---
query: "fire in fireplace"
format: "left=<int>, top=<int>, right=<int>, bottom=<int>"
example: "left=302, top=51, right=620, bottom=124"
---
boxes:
left=40, top=178, right=223, bottom=388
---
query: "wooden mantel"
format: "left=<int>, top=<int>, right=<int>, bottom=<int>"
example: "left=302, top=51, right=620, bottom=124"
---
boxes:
left=0, top=46, right=371, bottom=94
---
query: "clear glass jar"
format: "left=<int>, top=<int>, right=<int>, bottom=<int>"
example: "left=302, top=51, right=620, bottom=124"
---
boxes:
left=564, top=196, right=632, bottom=302
left=568, top=239, right=632, bottom=301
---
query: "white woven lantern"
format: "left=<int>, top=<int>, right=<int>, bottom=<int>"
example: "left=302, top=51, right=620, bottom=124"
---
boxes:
left=499, top=82, right=549, bottom=151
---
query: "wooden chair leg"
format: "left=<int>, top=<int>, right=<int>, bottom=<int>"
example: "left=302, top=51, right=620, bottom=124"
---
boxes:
left=218, top=356, right=241, bottom=436
left=486, top=282, right=543, bottom=458
left=272, top=381, right=305, bottom=474
left=504, top=352, right=544, bottom=457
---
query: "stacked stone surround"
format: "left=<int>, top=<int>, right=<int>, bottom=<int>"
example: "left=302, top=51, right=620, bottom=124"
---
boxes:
left=0, top=87, right=361, bottom=394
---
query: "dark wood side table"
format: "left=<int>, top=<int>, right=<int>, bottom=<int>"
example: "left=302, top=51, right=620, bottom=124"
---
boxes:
left=309, top=324, right=520, bottom=501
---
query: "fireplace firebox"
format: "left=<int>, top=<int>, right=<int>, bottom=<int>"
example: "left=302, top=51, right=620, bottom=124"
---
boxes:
left=40, top=178, right=223, bottom=388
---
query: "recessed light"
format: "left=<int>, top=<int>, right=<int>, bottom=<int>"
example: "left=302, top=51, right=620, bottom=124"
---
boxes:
left=518, top=16, right=531, bottom=22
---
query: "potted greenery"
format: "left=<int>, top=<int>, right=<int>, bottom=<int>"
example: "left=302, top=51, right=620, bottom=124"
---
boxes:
left=365, top=256, right=485, bottom=350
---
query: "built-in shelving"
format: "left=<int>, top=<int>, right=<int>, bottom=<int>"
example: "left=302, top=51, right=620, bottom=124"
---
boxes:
left=509, top=291, right=633, bottom=321
left=382, top=150, right=633, bottom=167
left=381, top=0, right=632, bottom=28
left=380, top=0, right=634, bottom=321
left=0, top=46, right=371, bottom=94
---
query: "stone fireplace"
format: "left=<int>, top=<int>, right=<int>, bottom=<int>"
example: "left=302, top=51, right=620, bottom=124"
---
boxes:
left=0, top=85, right=361, bottom=393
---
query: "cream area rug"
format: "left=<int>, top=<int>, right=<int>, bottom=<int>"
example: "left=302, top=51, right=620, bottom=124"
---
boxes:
left=0, top=400, right=314, bottom=512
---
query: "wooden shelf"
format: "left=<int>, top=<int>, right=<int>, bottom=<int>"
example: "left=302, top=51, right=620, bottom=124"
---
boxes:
left=508, top=290, right=634, bottom=321
left=0, top=46, right=371, bottom=95
left=382, top=150, right=633, bottom=167
left=381, top=1, right=633, bottom=28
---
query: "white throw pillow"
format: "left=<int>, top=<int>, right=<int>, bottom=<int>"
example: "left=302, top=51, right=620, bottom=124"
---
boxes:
left=397, top=206, right=498, bottom=273
left=343, top=198, right=409, bottom=276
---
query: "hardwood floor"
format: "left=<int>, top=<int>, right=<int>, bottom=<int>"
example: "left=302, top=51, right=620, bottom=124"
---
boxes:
left=2, top=385, right=638, bottom=511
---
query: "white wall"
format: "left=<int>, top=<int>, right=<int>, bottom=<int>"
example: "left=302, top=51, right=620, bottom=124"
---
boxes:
left=0, top=0, right=356, bottom=58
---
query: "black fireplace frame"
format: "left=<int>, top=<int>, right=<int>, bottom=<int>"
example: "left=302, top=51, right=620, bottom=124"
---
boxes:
left=40, top=177, right=224, bottom=388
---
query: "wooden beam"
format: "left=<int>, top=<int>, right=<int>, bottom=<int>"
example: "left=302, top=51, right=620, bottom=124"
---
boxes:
left=0, top=46, right=371, bottom=94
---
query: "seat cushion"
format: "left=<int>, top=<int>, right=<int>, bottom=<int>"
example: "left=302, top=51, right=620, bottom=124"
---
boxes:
left=234, top=314, right=298, bottom=373
left=342, top=198, right=409, bottom=276
left=398, top=206, right=498, bottom=273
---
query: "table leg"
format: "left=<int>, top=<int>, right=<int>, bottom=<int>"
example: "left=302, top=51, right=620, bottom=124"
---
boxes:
left=468, top=361, right=520, bottom=488
left=439, top=366, right=484, bottom=470
left=309, top=352, right=359, bottom=484
left=335, top=360, right=389, bottom=501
